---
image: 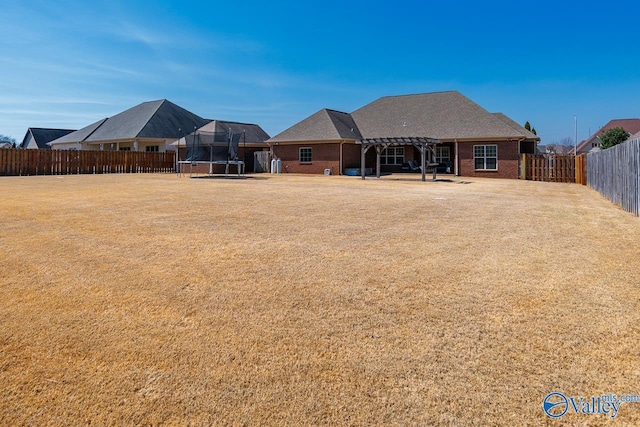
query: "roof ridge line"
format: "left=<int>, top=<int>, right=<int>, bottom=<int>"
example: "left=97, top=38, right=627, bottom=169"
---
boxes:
left=135, top=99, right=171, bottom=138
left=81, top=118, right=109, bottom=142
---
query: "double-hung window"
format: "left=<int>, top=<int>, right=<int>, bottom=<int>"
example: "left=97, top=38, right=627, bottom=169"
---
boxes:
left=380, top=147, right=404, bottom=165
left=474, top=145, right=497, bottom=170
left=435, top=146, right=450, bottom=162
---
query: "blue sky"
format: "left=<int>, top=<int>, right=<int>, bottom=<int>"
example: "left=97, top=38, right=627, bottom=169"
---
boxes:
left=2, top=0, right=640, bottom=145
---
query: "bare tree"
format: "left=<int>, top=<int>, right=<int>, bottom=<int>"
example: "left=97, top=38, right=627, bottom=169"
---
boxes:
left=0, top=134, right=17, bottom=147
left=557, top=137, right=574, bottom=146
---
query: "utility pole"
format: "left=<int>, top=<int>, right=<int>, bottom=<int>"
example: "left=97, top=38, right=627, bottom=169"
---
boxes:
left=574, top=115, right=578, bottom=155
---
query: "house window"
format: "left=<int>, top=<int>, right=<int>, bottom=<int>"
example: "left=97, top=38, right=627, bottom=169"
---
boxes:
left=299, top=147, right=312, bottom=163
left=435, top=146, right=450, bottom=162
left=381, top=147, right=404, bottom=165
left=145, top=145, right=159, bottom=152
left=474, top=145, right=497, bottom=170
left=119, top=147, right=131, bottom=151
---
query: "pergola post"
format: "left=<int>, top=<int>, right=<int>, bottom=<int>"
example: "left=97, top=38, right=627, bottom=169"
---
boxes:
left=376, top=146, right=381, bottom=178
left=429, top=145, right=437, bottom=181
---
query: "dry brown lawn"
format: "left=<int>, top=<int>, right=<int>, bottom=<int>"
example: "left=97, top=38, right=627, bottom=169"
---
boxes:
left=1, top=172, right=639, bottom=426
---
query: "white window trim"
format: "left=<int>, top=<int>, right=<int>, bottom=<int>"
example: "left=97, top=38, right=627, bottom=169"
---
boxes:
left=299, top=147, right=312, bottom=163
left=381, top=147, right=404, bottom=165
left=436, top=146, right=450, bottom=162
left=473, top=144, right=498, bottom=171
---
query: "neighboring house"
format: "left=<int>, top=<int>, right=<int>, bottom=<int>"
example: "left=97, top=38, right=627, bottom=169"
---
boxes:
left=573, top=119, right=640, bottom=154
left=0, top=141, right=14, bottom=149
left=625, top=130, right=640, bottom=142
left=537, top=144, right=571, bottom=155
left=172, top=119, right=270, bottom=172
left=267, top=91, right=539, bottom=179
left=49, top=99, right=209, bottom=152
left=20, top=128, right=76, bottom=149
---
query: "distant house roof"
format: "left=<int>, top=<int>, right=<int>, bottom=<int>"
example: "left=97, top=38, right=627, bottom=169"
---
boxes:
left=50, top=99, right=210, bottom=145
left=627, top=130, right=640, bottom=141
left=172, top=120, right=270, bottom=147
left=574, top=118, right=640, bottom=153
left=537, top=144, right=571, bottom=154
left=268, top=109, right=362, bottom=143
left=20, top=128, right=76, bottom=149
left=350, top=91, right=539, bottom=141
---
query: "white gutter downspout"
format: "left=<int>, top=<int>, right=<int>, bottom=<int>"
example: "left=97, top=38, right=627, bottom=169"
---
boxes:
left=516, top=138, right=525, bottom=178
left=454, top=139, right=459, bottom=176
left=339, top=142, right=344, bottom=175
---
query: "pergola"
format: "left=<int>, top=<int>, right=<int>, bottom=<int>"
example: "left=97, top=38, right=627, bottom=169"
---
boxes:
left=357, top=137, right=442, bottom=181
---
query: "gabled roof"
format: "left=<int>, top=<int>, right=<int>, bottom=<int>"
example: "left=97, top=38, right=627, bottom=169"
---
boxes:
left=351, top=91, right=539, bottom=141
left=575, top=118, right=640, bottom=152
left=50, top=100, right=209, bottom=145
left=172, top=120, right=270, bottom=147
left=268, top=109, right=362, bottom=143
left=20, top=128, right=76, bottom=149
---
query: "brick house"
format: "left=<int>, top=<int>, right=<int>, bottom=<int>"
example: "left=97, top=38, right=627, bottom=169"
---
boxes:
left=572, top=119, right=640, bottom=154
left=267, top=91, right=539, bottom=179
left=267, top=108, right=363, bottom=175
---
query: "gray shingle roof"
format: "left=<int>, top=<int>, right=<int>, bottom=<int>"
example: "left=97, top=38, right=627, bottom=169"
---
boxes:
left=49, top=118, right=107, bottom=145
left=268, top=109, right=362, bottom=142
left=351, top=91, right=538, bottom=141
left=21, top=128, right=76, bottom=149
left=492, top=113, right=539, bottom=140
left=50, top=100, right=209, bottom=145
left=269, top=91, right=539, bottom=144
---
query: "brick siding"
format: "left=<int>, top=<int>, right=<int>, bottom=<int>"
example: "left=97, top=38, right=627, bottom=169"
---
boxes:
left=458, top=141, right=519, bottom=179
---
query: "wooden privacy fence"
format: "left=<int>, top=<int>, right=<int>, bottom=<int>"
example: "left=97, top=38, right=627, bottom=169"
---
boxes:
left=0, top=149, right=175, bottom=176
left=575, top=154, right=587, bottom=185
left=587, top=138, right=640, bottom=216
left=253, top=150, right=270, bottom=173
left=521, top=154, right=584, bottom=183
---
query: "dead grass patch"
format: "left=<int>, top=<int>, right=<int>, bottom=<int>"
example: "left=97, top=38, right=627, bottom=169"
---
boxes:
left=1, top=173, right=639, bottom=426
